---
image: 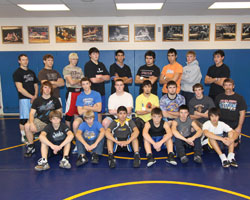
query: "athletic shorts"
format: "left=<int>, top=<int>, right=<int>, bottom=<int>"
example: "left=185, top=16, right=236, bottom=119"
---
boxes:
left=113, top=137, right=132, bottom=153
left=33, top=118, right=48, bottom=133
left=152, top=136, right=167, bottom=149
left=65, top=89, right=81, bottom=117
left=19, top=99, right=31, bottom=119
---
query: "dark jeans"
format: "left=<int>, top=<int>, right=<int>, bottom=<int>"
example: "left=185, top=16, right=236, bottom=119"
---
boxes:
left=180, top=90, right=194, bottom=106
left=175, top=133, right=202, bottom=158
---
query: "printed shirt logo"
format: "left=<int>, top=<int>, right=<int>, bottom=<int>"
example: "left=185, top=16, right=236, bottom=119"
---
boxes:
left=166, top=69, right=174, bottom=74
left=194, top=104, right=204, bottom=112
left=47, top=73, right=58, bottom=81
left=97, top=68, right=103, bottom=73
left=38, top=100, right=55, bottom=112
left=83, top=98, right=94, bottom=106
left=52, top=131, right=64, bottom=141
left=24, top=74, right=34, bottom=82
left=141, top=69, right=153, bottom=77
left=219, top=99, right=237, bottom=111
left=83, top=130, right=96, bottom=140
left=70, top=70, right=82, bottom=79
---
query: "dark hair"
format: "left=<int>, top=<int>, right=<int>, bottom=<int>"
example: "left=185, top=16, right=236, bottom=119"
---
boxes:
left=80, top=77, right=91, bottom=83
left=167, top=80, right=177, bottom=88
left=223, top=78, right=234, bottom=86
left=193, top=83, right=204, bottom=91
left=89, top=47, right=99, bottom=55
left=49, top=110, right=62, bottom=120
left=145, top=50, right=156, bottom=59
left=117, top=106, right=127, bottom=113
left=18, top=54, right=28, bottom=61
left=43, top=54, right=54, bottom=61
left=179, top=105, right=189, bottom=112
left=40, top=81, right=53, bottom=95
left=114, top=78, right=124, bottom=84
left=208, top=107, right=221, bottom=119
left=115, top=49, right=124, bottom=56
left=213, top=50, right=225, bottom=57
left=168, top=48, right=177, bottom=56
left=151, top=107, right=162, bottom=116
left=142, top=80, right=152, bottom=88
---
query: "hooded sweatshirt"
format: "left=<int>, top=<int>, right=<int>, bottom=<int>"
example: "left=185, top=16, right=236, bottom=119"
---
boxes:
left=181, top=60, right=202, bottom=93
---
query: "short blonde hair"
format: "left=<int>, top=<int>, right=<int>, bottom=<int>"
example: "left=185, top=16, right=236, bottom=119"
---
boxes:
left=84, top=111, right=95, bottom=119
left=49, top=110, right=62, bottom=120
left=69, top=53, right=78, bottom=60
left=186, top=50, right=196, bottom=57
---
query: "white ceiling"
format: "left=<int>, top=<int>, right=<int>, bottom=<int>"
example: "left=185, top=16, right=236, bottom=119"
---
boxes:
left=0, top=0, right=250, bottom=18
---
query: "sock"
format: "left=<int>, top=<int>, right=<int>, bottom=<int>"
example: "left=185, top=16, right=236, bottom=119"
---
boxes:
left=227, top=152, right=235, bottom=161
left=21, top=130, right=25, bottom=136
left=134, top=152, right=139, bottom=155
left=219, top=154, right=227, bottom=162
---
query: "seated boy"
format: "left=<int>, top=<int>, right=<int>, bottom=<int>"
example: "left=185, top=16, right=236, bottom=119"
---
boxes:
left=75, top=111, right=105, bottom=166
left=105, top=106, right=140, bottom=168
left=143, top=107, right=177, bottom=167
left=203, top=107, right=239, bottom=168
left=35, top=110, right=74, bottom=171
left=171, top=105, right=203, bottom=164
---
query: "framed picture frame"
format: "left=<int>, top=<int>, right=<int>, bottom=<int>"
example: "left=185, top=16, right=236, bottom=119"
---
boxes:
left=28, top=26, right=49, bottom=43
left=55, top=25, right=76, bottom=43
left=241, top=23, right=250, bottom=41
left=134, top=24, right=155, bottom=42
left=215, top=23, right=236, bottom=41
left=188, top=24, right=210, bottom=41
left=108, top=25, right=129, bottom=42
left=1, top=26, right=23, bottom=44
left=82, top=25, right=103, bottom=42
left=163, top=24, right=184, bottom=42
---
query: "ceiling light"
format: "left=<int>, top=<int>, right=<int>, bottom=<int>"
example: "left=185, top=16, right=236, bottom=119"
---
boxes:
left=209, top=2, right=250, bottom=9
left=17, top=4, right=70, bottom=11
left=116, top=3, right=163, bottom=10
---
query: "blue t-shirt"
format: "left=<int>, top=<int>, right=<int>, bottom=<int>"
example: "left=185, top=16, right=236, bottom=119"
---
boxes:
left=76, top=90, right=101, bottom=120
left=78, top=121, right=103, bottom=141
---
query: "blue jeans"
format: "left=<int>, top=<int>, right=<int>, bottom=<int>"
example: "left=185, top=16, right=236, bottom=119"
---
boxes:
left=76, top=137, right=104, bottom=156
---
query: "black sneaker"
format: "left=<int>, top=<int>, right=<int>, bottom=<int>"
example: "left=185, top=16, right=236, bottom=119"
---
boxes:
left=108, top=154, right=116, bottom=168
left=24, top=144, right=35, bottom=158
left=180, top=156, right=189, bottom=164
left=230, top=159, right=238, bottom=168
left=133, top=153, right=141, bottom=168
left=194, top=155, right=202, bottom=164
left=76, top=155, right=88, bottom=167
left=166, top=152, right=177, bottom=166
left=91, top=153, right=99, bottom=164
left=222, top=160, right=230, bottom=168
left=147, top=153, right=156, bottom=167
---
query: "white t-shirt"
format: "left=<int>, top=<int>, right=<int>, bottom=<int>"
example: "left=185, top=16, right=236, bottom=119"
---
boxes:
left=203, top=120, right=232, bottom=135
left=108, top=92, right=133, bottom=111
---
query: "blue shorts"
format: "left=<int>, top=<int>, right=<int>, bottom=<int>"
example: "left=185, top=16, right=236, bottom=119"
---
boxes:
left=101, top=95, right=106, bottom=113
left=152, top=136, right=167, bottom=149
left=19, top=99, right=31, bottom=119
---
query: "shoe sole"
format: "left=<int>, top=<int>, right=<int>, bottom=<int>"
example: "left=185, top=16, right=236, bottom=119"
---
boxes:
left=24, top=149, right=35, bottom=158
left=230, top=164, right=238, bottom=168
left=147, top=160, right=156, bottom=167
left=166, top=160, right=177, bottom=166
left=34, top=165, right=50, bottom=171
left=222, top=164, right=230, bottom=168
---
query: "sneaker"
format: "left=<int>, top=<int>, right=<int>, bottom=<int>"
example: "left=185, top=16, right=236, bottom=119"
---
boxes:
left=34, top=158, right=50, bottom=171
left=72, top=146, right=78, bottom=154
left=76, top=155, right=88, bottom=167
left=147, top=153, right=156, bottom=167
left=194, top=155, right=203, bottom=164
left=133, top=153, right=141, bottom=168
left=180, top=156, right=189, bottom=164
left=166, top=152, right=177, bottom=166
left=91, top=153, right=99, bottom=164
left=59, top=157, right=71, bottom=169
left=21, top=135, right=28, bottom=144
left=108, top=154, right=116, bottom=168
left=24, top=144, right=35, bottom=158
left=230, top=159, right=238, bottom=168
left=222, top=160, right=230, bottom=168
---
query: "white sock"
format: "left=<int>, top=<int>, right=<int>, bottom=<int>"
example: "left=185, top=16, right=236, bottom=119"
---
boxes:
left=219, top=154, right=227, bottom=163
left=227, top=153, right=235, bottom=161
left=21, top=130, right=25, bottom=136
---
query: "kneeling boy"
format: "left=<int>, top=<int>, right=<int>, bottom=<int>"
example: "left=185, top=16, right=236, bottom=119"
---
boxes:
left=143, top=107, right=177, bottom=167
left=203, top=107, right=239, bottom=168
left=105, top=106, right=140, bottom=168
left=75, top=111, right=105, bottom=166
left=35, top=110, right=74, bottom=171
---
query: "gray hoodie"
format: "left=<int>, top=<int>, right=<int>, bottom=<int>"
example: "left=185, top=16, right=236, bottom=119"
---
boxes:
left=181, top=60, right=202, bottom=93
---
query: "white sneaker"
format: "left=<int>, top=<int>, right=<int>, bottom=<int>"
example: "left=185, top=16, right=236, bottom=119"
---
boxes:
left=35, top=158, right=50, bottom=171
left=59, top=158, right=71, bottom=169
left=72, top=146, right=78, bottom=154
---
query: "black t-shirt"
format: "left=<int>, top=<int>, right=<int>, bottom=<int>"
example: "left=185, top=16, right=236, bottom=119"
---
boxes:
left=206, top=63, right=230, bottom=97
left=84, top=60, right=109, bottom=96
left=215, top=93, right=247, bottom=128
left=13, top=67, right=38, bottom=99
left=31, top=96, right=62, bottom=124
left=110, top=63, right=132, bottom=94
left=136, top=64, right=160, bottom=95
left=44, top=122, right=69, bottom=144
left=148, top=119, right=166, bottom=137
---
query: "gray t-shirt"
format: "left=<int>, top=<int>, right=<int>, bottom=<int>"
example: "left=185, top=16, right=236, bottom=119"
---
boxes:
left=175, top=117, right=193, bottom=138
left=189, top=95, right=215, bottom=124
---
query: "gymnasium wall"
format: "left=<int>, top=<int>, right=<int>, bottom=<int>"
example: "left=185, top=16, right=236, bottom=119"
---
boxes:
left=0, top=15, right=250, bottom=113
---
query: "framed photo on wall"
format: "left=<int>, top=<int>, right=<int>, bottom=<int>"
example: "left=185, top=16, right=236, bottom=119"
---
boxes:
left=28, top=26, right=49, bottom=43
left=134, top=24, right=155, bottom=42
left=2, top=26, right=23, bottom=44
left=163, top=24, right=183, bottom=41
left=108, top=25, right=129, bottom=42
left=215, top=23, right=236, bottom=41
left=55, top=25, right=76, bottom=43
left=82, top=25, right=103, bottom=42
left=241, top=23, right=250, bottom=41
left=188, top=24, right=210, bottom=41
